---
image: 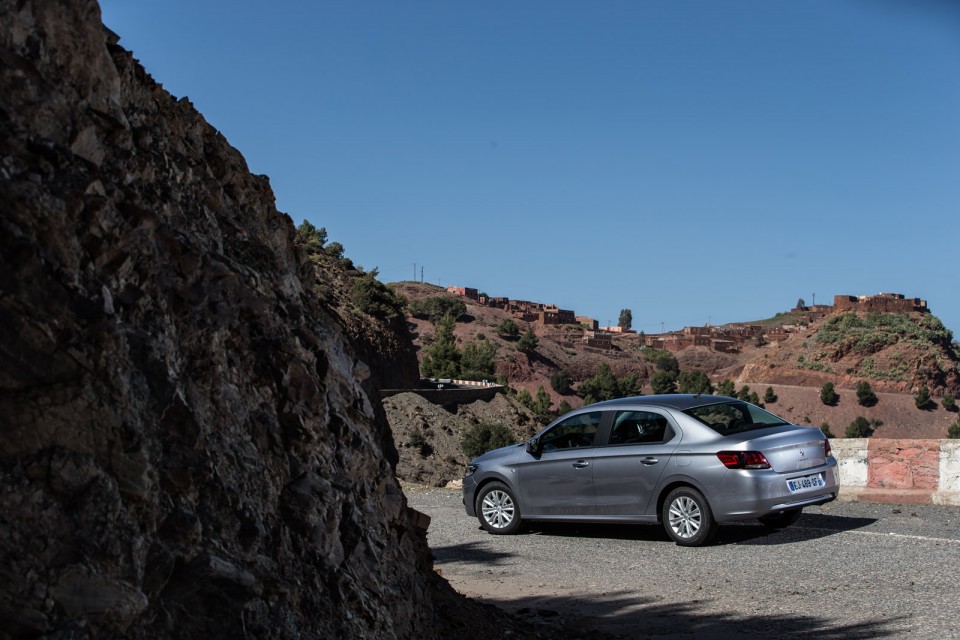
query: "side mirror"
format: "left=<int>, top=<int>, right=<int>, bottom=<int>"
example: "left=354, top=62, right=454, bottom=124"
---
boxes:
left=525, top=437, right=541, bottom=455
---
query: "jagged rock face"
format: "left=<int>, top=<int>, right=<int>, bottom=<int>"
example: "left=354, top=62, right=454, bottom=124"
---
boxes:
left=0, top=1, right=434, bottom=637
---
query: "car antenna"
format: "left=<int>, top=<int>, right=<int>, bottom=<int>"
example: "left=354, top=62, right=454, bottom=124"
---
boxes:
left=694, top=392, right=702, bottom=399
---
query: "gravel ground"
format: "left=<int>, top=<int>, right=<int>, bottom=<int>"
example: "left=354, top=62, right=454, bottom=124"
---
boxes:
left=406, top=485, right=960, bottom=639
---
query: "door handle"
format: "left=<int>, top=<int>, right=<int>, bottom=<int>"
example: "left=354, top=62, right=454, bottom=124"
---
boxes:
left=641, top=457, right=659, bottom=465
left=572, top=461, right=589, bottom=469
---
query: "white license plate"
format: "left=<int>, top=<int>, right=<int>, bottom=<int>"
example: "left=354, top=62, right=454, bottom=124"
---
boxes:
left=787, top=473, right=825, bottom=493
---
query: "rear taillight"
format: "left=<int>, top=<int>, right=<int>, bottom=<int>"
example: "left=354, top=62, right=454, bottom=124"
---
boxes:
left=717, top=451, right=771, bottom=470
left=824, top=439, right=832, bottom=457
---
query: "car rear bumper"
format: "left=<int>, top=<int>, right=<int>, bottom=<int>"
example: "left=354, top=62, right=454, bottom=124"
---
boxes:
left=709, top=461, right=840, bottom=521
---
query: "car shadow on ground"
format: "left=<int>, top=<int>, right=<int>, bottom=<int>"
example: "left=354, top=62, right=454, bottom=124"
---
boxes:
left=511, top=512, right=878, bottom=546
left=487, top=590, right=903, bottom=639
left=432, top=540, right=517, bottom=565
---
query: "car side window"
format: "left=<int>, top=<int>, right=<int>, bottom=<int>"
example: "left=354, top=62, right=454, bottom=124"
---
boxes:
left=607, top=411, right=672, bottom=445
left=540, top=411, right=603, bottom=452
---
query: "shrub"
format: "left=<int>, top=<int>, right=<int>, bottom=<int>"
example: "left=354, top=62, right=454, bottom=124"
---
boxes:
left=948, top=417, right=960, bottom=439
left=550, top=370, right=572, bottom=395
left=461, top=423, right=516, bottom=458
left=737, top=385, right=751, bottom=401
left=845, top=416, right=873, bottom=438
left=295, top=220, right=327, bottom=253
left=496, top=318, right=520, bottom=338
left=678, top=370, right=713, bottom=394
left=820, top=382, right=839, bottom=406
left=645, top=349, right=679, bottom=375
left=517, top=330, right=539, bottom=353
left=764, top=387, right=778, bottom=404
left=856, top=381, right=878, bottom=407
left=557, top=400, right=573, bottom=416
left=748, top=391, right=760, bottom=405
left=915, top=385, right=932, bottom=410
left=717, top=379, right=736, bottom=397
left=350, top=272, right=405, bottom=321
left=578, top=364, right=641, bottom=403
left=820, top=422, right=835, bottom=439
left=650, top=370, right=678, bottom=395
left=459, top=340, right=497, bottom=381
left=409, top=296, right=467, bottom=323
left=943, top=392, right=957, bottom=412
left=516, top=388, right=533, bottom=408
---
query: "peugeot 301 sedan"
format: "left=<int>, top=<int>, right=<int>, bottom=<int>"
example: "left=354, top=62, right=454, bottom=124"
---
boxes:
left=462, top=394, right=839, bottom=546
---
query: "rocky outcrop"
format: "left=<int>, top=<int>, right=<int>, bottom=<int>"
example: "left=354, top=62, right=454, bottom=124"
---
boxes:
left=0, top=1, right=434, bottom=637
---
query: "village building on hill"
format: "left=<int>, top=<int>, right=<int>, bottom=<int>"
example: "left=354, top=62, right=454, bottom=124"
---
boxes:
left=834, top=293, right=928, bottom=314
left=445, top=285, right=932, bottom=356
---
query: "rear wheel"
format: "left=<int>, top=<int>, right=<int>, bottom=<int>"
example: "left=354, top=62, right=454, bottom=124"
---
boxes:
left=759, top=508, right=802, bottom=529
left=476, top=482, right=522, bottom=534
left=662, top=487, right=717, bottom=546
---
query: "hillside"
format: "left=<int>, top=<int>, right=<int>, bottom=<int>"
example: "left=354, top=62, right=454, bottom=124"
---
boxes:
left=389, top=283, right=960, bottom=442
left=739, top=311, right=958, bottom=394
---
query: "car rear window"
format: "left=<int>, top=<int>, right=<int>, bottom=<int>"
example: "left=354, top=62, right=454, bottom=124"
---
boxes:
left=683, top=401, right=790, bottom=436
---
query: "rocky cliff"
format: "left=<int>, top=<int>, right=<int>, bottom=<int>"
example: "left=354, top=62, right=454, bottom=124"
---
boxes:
left=0, top=1, right=435, bottom=637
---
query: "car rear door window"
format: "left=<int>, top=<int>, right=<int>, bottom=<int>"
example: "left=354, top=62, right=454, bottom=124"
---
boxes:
left=607, top=410, right=673, bottom=445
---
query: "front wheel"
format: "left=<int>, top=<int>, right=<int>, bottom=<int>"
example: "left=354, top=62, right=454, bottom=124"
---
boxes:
left=662, top=487, right=717, bottom=546
left=476, top=482, right=522, bottom=534
left=759, top=508, right=802, bottom=530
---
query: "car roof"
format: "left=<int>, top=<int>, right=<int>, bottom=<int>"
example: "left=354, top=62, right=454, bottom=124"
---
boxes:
left=586, top=394, right=738, bottom=412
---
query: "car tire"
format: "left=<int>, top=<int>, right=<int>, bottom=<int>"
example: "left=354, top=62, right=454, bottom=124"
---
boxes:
left=662, top=487, right=717, bottom=547
left=758, top=508, right=802, bottom=529
left=476, top=482, right=522, bottom=535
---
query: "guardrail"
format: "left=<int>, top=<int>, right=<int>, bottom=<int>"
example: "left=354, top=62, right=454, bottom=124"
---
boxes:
left=832, top=439, right=960, bottom=506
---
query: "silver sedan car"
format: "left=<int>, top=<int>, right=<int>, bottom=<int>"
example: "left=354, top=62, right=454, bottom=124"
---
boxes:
left=462, top=394, right=839, bottom=546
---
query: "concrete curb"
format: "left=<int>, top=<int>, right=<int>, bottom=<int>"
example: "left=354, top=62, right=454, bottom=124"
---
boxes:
left=832, top=438, right=960, bottom=506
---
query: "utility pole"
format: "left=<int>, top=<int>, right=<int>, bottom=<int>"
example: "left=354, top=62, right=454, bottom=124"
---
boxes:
left=420, top=266, right=424, bottom=283
left=812, top=293, right=816, bottom=307
left=413, top=263, right=417, bottom=282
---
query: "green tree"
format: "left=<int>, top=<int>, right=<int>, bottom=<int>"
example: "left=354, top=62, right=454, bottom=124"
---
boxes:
left=518, top=330, right=539, bottom=353
left=948, top=417, right=960, bottom=439
left=496, top=318, right=520, bottom=338
left=462, top=423, right=516, bottom=458
left=855, top=381, right=877, bottom=407
left=820, top=382, right=839, bottom=406
left=748, top=391, right=761, bottom=405
left=820, top=422, right=835, bottom=439
left=350, top=272, right=405, bottom=321
left=717, top=379, right=736, bottom=397
left=845, top=416, right=873, bottom=438
left=550, top=370, right=572, bottom=395
left=797, top=298, right=806, bottom=309
left=677, top=370, right=713, bottom=394
left=737, top=385, right=752, bottom=401
left=532, top=385, right=553, bottom=422
left=409, top=296, right=467, bottom=323
left=646, top=349, right=679, bottom=375
left=516, top=388, right=533, bottom=408
left=420, top=314, right=460, bottom=378
left=295, top=220, right=327, bottom=253
left=577, top=364, right=639, bottom=404
left=764, top=387, right=778, bottom=404
left=942, top=392, right=957, bottom=412
left=915, top=385, right=932, bottom=410
left=651, top=370, right=678, bottom=395
left=618, top=308, right=633, bottom=331
left=459, top=339, right=497, bottom=381
left=557, top=400, right=573, bottom=416
left=325, top=241, right=345, bottom=259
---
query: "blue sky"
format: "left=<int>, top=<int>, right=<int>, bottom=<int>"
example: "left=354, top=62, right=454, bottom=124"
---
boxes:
left=100, top=1, right=960, bottom=334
